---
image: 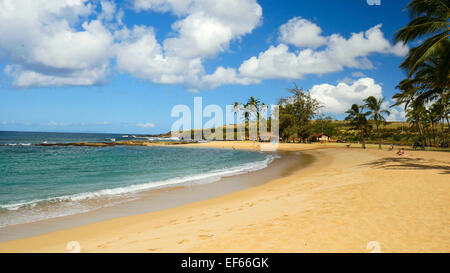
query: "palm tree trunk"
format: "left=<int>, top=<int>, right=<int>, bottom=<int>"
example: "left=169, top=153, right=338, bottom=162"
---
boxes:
left=433, top=124, right=437, bottom=146
left=440, top=118, right=446, bottom=144
left=361, top=130, right=366, bottom=149
left=417, top=121, right=425, bottom=148
left=425, top=127, right=432, bottom=147
left=256, top=111, right=260, bottom=141
left=376, top=122, right=381, bottom=149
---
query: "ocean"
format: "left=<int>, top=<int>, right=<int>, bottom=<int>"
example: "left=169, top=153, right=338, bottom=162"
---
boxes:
left=0, top=131, right=274, bottom=227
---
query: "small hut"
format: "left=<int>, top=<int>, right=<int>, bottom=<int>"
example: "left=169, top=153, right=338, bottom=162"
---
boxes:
left=310, top=133, right=330, bottom=143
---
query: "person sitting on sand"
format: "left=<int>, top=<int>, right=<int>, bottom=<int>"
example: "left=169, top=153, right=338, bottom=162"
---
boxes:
left=388, top=144, right=394, bottom=151
left=397, top=148, right=406, bottom=156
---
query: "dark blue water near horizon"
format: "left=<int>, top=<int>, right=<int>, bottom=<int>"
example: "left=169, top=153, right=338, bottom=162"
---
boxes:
left=0, top=130, right=137, bottom=145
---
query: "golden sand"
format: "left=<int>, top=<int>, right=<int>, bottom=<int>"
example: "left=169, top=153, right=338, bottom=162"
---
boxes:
left=0, top=141, right=448, bottom=253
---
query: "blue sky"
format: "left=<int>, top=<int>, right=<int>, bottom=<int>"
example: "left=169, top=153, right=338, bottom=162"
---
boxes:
left=0, top=0, right=412, bottom=134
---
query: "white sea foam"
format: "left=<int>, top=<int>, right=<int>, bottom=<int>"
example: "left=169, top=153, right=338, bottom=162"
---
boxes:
left=0, top=143, right=32, bottom=146
left=131, top=136, right=180, bottom=141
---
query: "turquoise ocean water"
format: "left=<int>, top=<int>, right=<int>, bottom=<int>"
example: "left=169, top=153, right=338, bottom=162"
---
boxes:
left=0, top=131, right=274, bottom=227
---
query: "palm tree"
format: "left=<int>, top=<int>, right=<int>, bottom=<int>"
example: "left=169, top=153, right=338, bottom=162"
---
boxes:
left=345, top=104, right=371, bottom=149
left=246, top=97, right=261, bottom=115
left=406, top=101, right=428, bottom=147
left=392, top=79, right=419, bottom=109
left=233, top=102, right=241, bottom=118
left=364, top=96, right=391, bottom=149
left=245, top=97, right=262, bottom=140
left=232, top=102, right=241, bottom=140
left=392, top=79, right=428, bottom=148
left=394, top=0, right=450, bottom=76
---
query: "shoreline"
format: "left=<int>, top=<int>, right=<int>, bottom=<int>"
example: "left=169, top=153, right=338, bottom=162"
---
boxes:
left=0, top=144, right=313, bottom=243
left=0, top=141, right=448, bottom=252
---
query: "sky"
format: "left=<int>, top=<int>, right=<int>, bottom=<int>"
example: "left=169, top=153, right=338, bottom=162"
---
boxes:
left=0, top=0, right=413, bottom=134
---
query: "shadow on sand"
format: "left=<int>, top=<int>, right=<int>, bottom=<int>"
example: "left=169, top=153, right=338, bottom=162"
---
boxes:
left=361, top=157, right=450, bottom=175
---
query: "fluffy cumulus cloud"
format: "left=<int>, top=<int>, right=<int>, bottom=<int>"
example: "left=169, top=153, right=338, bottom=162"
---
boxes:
left=0, top=0, right=114, bottom=87
left=310, top=77, right=406, bottom=121
left=115, top=0, right=262, bottom=90
left=0, top=1, right=407, bottom=91
left=278, top=17, right=326, bottom=48
left=199, top=67, right=260, bottom=89
left=114, top=25, right=202, bottom=85
left=310, top=77, right=383, bottom=114
left=239, top=23, right=408, bottom=80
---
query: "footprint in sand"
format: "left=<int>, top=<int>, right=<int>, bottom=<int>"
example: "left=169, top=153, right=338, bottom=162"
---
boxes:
left=198, top=234, right=215, bottom=239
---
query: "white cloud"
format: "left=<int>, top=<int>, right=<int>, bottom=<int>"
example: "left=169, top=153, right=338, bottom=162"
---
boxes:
left=238, top=23, right=408, bottom=80
left=279, top=17, right=326, bottom=48
left=310, top=76, right=405, bottom=121
left=388, top=42, right=409, bottom=57
left=0, top=0, right=116, bottom=87
left=0, top=0, right=262, bottom=89
left=96, top=121, right=111, bottom=125
left=352, top=71, right=366, bottom=77
left=43, top=121, right=66, bottom=126
left=0, top=2, right=408, bottom=91
left=310, top=77, right=383, bottom=114
left=384, top=101, right=406, bottom=121
left=199, top=67, right=260, bottom=89
left=118, top=0, right=262, bottom=89
left=99, top=0, right=116, bottom=22
left=137, top=122, right=156, bottom=128
left=115, top=25, right=196, bottom=85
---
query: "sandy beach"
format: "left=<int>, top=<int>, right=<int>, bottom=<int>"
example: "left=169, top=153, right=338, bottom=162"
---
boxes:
left=0, top=141, right=449, bottom=253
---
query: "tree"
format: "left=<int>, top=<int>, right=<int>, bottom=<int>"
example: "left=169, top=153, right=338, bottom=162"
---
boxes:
left=232, top=98, right=266, bottom=140
left=406, top=102, right=428, bottom=146
left=364, top=96, right=391, bottom=149
left=394, top=0, right=450, bottom=76
left=392, top=78, right=420, bottom=109
left=232, top=102, right=241, bottom=140
left=393, top=0, right=450, bottom=148
left=245, top=97, right=262, bottom=140
left=345, top=104, right=371, bottom=149
left=278, top=83, right=321, bottom=142
left=392, top=79, right=428, bottom=148
left=313, top=115, right=336, bottom=137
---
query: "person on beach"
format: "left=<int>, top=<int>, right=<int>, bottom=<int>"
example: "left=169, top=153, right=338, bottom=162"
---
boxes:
left=397, top=148, right=405, bottom=156
left=389, top=144, right=394, bottom=151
